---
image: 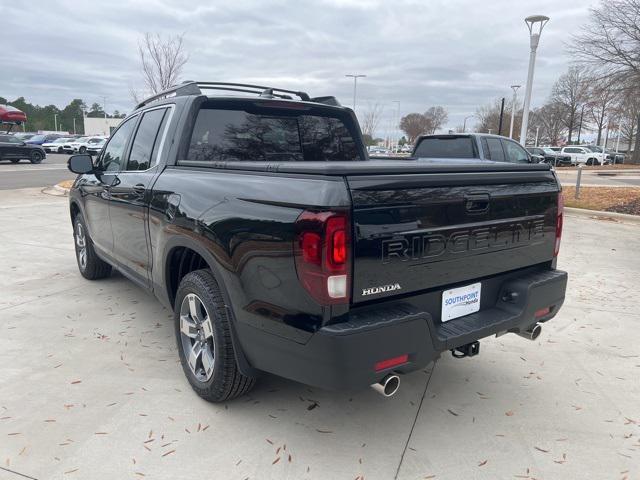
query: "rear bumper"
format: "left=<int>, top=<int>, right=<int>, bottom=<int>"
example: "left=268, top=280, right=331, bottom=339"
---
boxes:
left=239, top=268, right=567, bottom=391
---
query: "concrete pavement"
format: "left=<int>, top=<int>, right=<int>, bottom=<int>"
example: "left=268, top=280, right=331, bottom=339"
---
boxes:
left=0, top=188, right=639, bottom=480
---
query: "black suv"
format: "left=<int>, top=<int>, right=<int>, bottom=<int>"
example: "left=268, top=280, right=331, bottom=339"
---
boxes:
left=0, top=134, right=46, bottom=163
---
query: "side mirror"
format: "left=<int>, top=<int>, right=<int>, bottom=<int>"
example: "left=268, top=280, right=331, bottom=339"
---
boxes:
left=68, top=154, right=94, bottom=174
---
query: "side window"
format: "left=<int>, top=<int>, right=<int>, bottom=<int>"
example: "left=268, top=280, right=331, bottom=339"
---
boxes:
left=485, top=138, right=505, bottom=161
left=97, top=117, right=137, bottom=172
left=8, top=136, right=22, bottom=144
left=501, top=140, right=529, bottom=163
left=126, top=108, right=168, bottom=171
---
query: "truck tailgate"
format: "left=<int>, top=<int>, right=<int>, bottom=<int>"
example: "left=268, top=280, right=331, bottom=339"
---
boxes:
left=348, top=169, right=560, bottom=304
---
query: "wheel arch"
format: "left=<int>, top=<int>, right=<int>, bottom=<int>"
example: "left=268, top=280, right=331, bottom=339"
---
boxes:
left=162, top=236, right=258, bottom=377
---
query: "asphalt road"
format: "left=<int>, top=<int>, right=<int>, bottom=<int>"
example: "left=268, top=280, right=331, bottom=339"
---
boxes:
left=0, top=153, right=74, bottom=190
left=1, top=188, right=639, bottom=480
left=556, top=168, right=640, bottom=187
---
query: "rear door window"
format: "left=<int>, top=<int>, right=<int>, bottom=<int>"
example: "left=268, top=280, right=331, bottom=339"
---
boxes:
left=186, top=108, right=361, bottom=162
left=413, top=137, right=475, bottom=158
left=485, top=138, right=505, bottom=161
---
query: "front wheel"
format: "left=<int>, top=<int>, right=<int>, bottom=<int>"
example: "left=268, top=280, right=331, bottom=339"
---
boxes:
left=79, top=146, right=87, bottom=154
left=175, top=269, right=256, bottom=402
left=73, top=214, right=112, bottom=280
left=30, top=151, right=43, bottom=164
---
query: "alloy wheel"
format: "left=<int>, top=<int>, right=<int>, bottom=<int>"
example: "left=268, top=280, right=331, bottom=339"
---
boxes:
left=179, top=293, right=215, bottom=382
left=75, top=222, right=87, bottom=270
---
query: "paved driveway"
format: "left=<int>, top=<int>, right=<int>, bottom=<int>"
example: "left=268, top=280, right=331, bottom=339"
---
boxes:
left=0, top=188, right=638, bottom=480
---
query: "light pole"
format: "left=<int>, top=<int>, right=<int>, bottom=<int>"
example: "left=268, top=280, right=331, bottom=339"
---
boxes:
left=345, top=74, right=366, bottom=111
left=54, top=114, right=58, bottom=132
left=73, top=117, right=76, bottom=135
left=519, top=15, right=549, bottom=146
left=509, top=85, right=521, bottom=139
left=392, top=100, right=400, bottom=151
left=462, top=115, right=475, bottom=133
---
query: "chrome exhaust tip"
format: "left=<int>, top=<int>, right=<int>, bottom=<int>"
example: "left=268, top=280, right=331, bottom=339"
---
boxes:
left=371, top=374, right=400, bottom=397
left=516, top=323, right=542, bottom=341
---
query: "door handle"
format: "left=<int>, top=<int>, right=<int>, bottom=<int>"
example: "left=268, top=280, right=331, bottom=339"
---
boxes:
left=465, top=193, right=490, bottom=214
left=133, top=183, right=146, bottom=195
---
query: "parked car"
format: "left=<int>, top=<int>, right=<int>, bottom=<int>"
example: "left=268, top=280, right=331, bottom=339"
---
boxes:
left=526, top=148, right=545, bottom=163
left=368, top=146, right=392, bottom=156
left=605, top=149, right=624, bottom=164
left=560, top=146, right=606, bottom=166
left=0, top=134, right=46, bottom=163
left=86, top=138, right=106, bottom=156
left=527, top=147, right=572, bottom=166
left=63, top=136, right=105, bottom=154
left=43, top=137, right=75, bottom=153
left=13, top=133, right=36, bottom=141
left=25, top=133, right=63, bottom=145
left=66, top=81, right=567, bottom=403
left=412, top=133, right=534, bottom=164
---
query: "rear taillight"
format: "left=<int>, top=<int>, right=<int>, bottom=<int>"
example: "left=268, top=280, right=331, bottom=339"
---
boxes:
left=294, top=210, right=350, bottom=305
left=554, top=192, right=564, bottom=257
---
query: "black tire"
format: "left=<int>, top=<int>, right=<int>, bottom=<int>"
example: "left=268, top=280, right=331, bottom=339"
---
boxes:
left=57, top=147, right=63, bottom=153
left=73, top=214, right=112, bottom=280
left=79, top=146, right=87, bottom=154
left=10, top=159, right=20, bottom=164
left=30, top=151, right=43, bottom=164
left=175, top=269, right=255, bottom=402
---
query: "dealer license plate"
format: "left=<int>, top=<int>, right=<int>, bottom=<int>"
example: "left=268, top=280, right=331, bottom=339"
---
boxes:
left=441, top=282, right=481, bottom=322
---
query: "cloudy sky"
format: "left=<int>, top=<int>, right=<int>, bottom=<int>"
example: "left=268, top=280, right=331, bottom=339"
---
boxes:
left=2, top=0, right=596, bottom=135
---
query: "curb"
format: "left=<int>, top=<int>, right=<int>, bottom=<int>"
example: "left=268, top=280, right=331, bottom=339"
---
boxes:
left=41, top=182, right=71, bottom=197
left=565, top=206, right=640, bottom=225
left=53, top=183, right=70, bottom=194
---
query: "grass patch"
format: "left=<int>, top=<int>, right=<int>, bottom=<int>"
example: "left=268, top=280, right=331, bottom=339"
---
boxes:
left=563, top=186, right=640, bottom=215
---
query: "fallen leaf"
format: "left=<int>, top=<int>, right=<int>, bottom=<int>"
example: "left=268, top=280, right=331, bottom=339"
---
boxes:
left=505, top=411, right=514, bottom=416
left=478, top=459, right=488, bottom=467
left=162, top=450, right=176, bottom=457
left=447, top=409, right=459, bottom=417
left=534, top=446, right=549, bottom=453
left=272, top=457, right=281, bottom=465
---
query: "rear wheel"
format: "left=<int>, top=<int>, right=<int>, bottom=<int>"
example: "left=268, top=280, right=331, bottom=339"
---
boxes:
left=79, top=146, right=87, bottom=154
left=30, top=151, right=43, bottom=164
left=175, top=269, right=256, bottom=402
left=73, top=214, right=112, bottom=280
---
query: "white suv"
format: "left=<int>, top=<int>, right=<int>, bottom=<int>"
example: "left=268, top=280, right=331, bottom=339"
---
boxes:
left=560, top=146, right=606, bottom=166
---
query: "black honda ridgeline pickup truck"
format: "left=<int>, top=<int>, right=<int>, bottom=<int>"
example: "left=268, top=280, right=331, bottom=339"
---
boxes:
left=67, top=82, right=567, bottom=402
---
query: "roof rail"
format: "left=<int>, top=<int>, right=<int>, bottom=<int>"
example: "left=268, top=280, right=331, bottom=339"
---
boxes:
left=135, top=81, right=312, bottom=110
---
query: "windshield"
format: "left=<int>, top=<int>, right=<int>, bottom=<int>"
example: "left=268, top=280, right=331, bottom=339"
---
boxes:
left=586, top=146, right=602, bottom=152
left=414, top=136, right=475, bottom=159
left=28, top=135, right=46, bottom=142
left=74, top=137, right=89, bottom=143
left=542, top=148, right=555, bottom=154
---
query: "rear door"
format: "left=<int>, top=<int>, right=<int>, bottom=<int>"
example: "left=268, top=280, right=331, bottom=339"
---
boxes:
left=347, top=168, right=559, bottom=304
left=110, top=106, right=172, bottom=284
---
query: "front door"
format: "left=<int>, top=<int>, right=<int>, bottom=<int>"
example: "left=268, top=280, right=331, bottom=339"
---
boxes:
left=109, top=106, right=171, bottom=284
left=83, top=116, right=138, bottom=256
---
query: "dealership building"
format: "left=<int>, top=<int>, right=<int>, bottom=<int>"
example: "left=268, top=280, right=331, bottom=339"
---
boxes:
left=83, top=117, right=122, bottom=136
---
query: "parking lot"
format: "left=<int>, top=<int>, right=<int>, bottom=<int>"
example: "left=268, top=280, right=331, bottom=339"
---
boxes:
left=0, top=187, right=638, bottom=480
left=0, top=154, right=72, bottom=190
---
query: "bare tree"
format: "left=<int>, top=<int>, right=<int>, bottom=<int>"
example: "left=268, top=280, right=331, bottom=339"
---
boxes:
left=400, top=113, right=430, bottom=143
left=360, top=103, right=384, bottom=138
left=529, top=101, right=567, bottom=146
left=552, top=66, right=588, bottom=143
left=424, top=106, right=448, bottom=134
left=475, top=99, right=520, bottom=135
left=132, top=32, right=189, bottom=103
left=585, top=76, right=617, bottom=144
left=617, top=87, right=640, bottom=150
left=568, top=0, right=640, bottom=161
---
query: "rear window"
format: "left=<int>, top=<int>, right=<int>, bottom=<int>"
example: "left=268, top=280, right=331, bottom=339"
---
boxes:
left=413, top=137, right=476, bottom=159
left=187, top=108, right=362, bottom=162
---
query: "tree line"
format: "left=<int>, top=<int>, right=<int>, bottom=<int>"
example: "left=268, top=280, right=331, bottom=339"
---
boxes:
left=0, top=96, right=126, bottom=134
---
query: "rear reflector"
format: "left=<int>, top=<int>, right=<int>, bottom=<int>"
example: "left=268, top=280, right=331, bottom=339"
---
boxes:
left=375, top=354, right=409, bottom=372
left=535, top=306, right=551, bottom=318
